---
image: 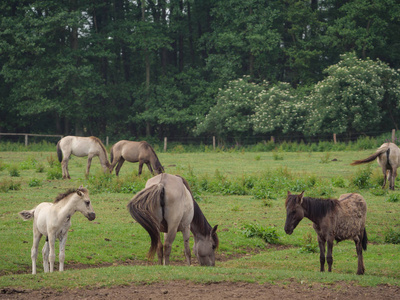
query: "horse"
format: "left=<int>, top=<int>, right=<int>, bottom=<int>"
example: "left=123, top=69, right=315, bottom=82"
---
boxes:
left=127, top=173, right=219, bottom=266
left=110, top=140, right=164, bottom=176
left=18, top=186, right=96, bottom=274
left=351, top=142, right=400, bottom=190
left=284, top=191, right=367, bottom=275
left=57, top=136, right=112, bottom=179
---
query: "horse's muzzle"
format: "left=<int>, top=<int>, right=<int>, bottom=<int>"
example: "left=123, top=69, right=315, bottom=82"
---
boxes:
left=284, top=227, right=293, bottom=235
left=87, top=212, right=96, bottom=221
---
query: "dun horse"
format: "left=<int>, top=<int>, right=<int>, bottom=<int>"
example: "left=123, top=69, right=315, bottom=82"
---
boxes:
left=18, top=186, right=96, bottom=274
left=351, top=142, right=400, bottom=190
left=57, top=136, right=111, bottom=179
left=110, top=140, right=164, bottom=176
left=284, top=191, right=367, bottom=275
left=127, top=173, right=219, bottom=266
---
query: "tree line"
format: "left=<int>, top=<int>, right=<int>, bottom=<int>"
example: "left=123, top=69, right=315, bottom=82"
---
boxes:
left=1, top=0, right=400, bottom=143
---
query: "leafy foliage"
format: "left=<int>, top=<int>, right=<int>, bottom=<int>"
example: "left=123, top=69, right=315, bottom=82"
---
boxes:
left=243, top=223, right=279, bottom=244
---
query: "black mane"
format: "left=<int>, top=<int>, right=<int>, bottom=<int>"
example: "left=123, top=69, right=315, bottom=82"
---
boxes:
left=302, top=196, right=339, bottom=219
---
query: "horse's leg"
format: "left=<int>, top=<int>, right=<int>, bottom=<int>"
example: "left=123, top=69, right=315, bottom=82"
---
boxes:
left=62, top=157, right=71, bottom=180
left=163, top=227, right=179, bottom=266
left=31, top=229, right=42, bottom=275
left=326, top=239, right=334, bottom=272
left=182, top=226, right=191, bottom=266
left=47, top=235, right=56, bottom=272
left=317, top=235, right=326, bottom=272
left=138, top=160, right=144, bottom=176
left=157, top=235, right=164, bottom=265
left=355, top=238, right=365, bottom=275
left=381, top=166, right=387, bottom=189
left=86, top=154, right=94, bottom=177
left=391, top=168, right=397, bottom=190
left=59, top=233, right=68, bottom=272
left=42, top=240, right=49, bottom=273
left=146, top=162, right=154, bottom=175
left=115, top=158, right=125, bottom=176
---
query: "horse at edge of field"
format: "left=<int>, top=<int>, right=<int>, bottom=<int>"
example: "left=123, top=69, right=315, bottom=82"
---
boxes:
left=110, top=140, right=164, bottom=176
left=57, top=136, right=112, bottom=179
left=284, top=191, right=367, bottom=275
left=351, top=142, right=400, bottom=190
left=127, top=173, right=218, bottom=266
left=18, top=186, right=96, bottom=274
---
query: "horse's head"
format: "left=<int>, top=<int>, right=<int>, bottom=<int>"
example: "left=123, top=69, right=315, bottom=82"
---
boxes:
left=75, top=186, right=96, bottom=221
left=193, top=225, right=218, bottom=266
left=284, top=191, right=304, bottom=235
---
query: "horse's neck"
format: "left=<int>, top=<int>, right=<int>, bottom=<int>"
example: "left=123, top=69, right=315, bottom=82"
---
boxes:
left=56, top=197, right=77, bottom=219
left=301, top=197, right=326, bottom=226
left=97, top=145, right=110, bottom=166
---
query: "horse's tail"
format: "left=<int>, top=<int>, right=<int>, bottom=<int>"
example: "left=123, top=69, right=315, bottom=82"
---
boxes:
left=127, top=183, right=165, bottom=260
left=362, top=228, right=368, bottom=251
left=351, top=145, right=389, bottom=166
left=18, top=209, right=35, bottom=221
left=57, top=140, right=63, bottom=163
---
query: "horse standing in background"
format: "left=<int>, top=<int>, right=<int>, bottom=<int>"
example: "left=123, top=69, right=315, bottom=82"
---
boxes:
left=110, top=140, right=164, bottom=176
left=57, top=136, right=112, bottom=179
left=284, top=191, right=367, bottom=275
left=18, top=186, right=96, bottom=274
left=351, top=142, right=400, bottom=190
left=127, top=173, right=218, bottom=266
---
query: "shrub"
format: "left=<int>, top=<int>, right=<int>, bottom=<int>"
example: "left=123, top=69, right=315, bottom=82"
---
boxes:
left=386, top=193, right=400, bottom=203
left=29, top=178, right=42, bottom=187
left=9, top=165, right=20, bottom=177
left=331, top=176, right=346, bottom=188
left=242, top=223, right=279, bottom=244
left=47, top=166, right=62, bottom=180
left=0, top=179, right=21, bottom=192
left=299, top=233, right=318, bottom=253
left=351, top=166, right=372, bottom=189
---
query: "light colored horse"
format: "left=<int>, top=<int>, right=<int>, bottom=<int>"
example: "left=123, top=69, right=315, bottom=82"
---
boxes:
left=127, top=173, right=219, bottom=266
left=110, top=140, right=164, bottom=176
left=18, top=186, right=96, bottom=274
left=351, top=142, right=400, bottom=190
left=284, top=191, right=367, bottom=275
left=57, top=136, right=111, bottom=179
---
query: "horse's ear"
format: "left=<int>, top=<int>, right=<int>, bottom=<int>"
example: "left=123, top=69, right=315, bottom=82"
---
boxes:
left=77, top=185, right=84, bottom=196
left=287, top=191, right=292, bottom=196
left=298, top=191, right=305, bottom=204
left=211, top=225, right=218, bottom=235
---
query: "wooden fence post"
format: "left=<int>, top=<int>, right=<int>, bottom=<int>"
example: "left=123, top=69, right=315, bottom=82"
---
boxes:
left=271, top=136, right=275, bottom=143
left=333, top=133, right=337, bottom=144
left=213, top=136, right=216, bottom=150
left=25, top=134, right=28, bottom=146
left=106, top=136, right=109, bottom=146
left=164, top=137, right=167, bottom=152
left=392, top=129, right=396, bottom=143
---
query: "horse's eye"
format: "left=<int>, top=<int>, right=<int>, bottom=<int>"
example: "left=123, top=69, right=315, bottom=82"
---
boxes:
left=85, top=201, right=90, bottom=206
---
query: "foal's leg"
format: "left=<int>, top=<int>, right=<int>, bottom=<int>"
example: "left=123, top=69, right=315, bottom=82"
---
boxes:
left=326, top=239, right=334, bottom=272
left=47, top=235, right=57, bottom=272
left=59, top=233, right=68, bottom=272
left=182, top=226, right=191, bottom=266
left=31, top=230, right=42, bottom=275
left=317, top=236, right=326, bottom=272
left=42, top=240, right=50, bottom=273
left=354, top=238, right=365, bottom=275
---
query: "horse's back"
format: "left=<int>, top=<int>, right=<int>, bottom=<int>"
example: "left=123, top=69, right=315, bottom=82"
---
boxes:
left=119, top=141, right=144, bottom=162
left=146, top=174, right=194, bottom=229
left=336, top=193, right=367, bottom=238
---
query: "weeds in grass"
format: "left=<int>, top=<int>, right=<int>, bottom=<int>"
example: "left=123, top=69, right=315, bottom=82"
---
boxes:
left=331, top=176, right=346, bottom=188
left=20, top=157, right=37, bottom=170
left=28, top=178, right=43, bottom=187
left=0, top=160, right=6, bottom=171
left=351, top=166, right=372, bottom=189
left=46, top=162, right=62, bottom=180
left=0, top=179, right=21, bottom=192
left=272, top=150, right=284, bottom=160
left=242, top=223, right=279, bottom=244
left=47, top=154, right=57, bottom=168
left=319, top=152, right=330, bottom=164
left=386, top=193, right=400, bottom=203
left=299, top=233, right=318, bottom=253
left=384, top=228, right=400, bottom=244
left=36, top=163, right=45, bottom=173
left=8, top=165, right=20, bottom=177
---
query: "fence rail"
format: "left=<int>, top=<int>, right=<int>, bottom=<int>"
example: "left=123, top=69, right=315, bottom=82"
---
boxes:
left=0, top=133, right=63, bottom=146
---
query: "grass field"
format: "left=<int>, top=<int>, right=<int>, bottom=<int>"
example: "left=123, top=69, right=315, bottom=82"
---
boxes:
left=0, top=149, right=399, bottom=290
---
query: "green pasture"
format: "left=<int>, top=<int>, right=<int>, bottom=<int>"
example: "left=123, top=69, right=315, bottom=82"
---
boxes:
left=0, top=150, right=399, bottom=290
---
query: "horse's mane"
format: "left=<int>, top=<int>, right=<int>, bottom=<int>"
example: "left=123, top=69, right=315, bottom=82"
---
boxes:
left=140, top=141, right=164, bottom=172
left=177, top=175, right=219, bottom=248
left=302, top=196, right=339, bottom=219
left=90, top=136, right=109, bottom=162
left=54, top=187, right=87, bottom=203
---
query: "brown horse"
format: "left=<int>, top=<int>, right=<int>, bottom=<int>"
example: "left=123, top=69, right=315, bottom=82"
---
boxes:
left=284, top=191, right=367, bottom=275
left=57, top=136, right=111, bottom=179
left=127, top=173, right=219, bottom=266
left=110, top=140, right=164, bottom=176
left=351, top=142, right=400, bottom=190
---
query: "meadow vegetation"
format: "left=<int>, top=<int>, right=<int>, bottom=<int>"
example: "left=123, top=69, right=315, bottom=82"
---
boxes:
left=0, top=140, right=399, bottom=290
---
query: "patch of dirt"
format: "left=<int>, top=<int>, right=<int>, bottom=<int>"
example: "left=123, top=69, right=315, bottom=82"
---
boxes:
left=2, top=281, right=400, bottom=300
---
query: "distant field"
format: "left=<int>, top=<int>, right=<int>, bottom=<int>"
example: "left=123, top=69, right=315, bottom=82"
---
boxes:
left=0, top=150, right=399, bottom=290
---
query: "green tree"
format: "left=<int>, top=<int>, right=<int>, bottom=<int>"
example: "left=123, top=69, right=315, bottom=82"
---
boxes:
left=305, top=53, right=400, bottom=136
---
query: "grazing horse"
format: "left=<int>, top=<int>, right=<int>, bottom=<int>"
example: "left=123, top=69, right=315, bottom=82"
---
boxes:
left=57, top=136, right=111, bottom=179
left=127, top=173, right=219, bottom=266
left=110, top=140, right=164, bottom=176
left=18, top=186, right=96, bottom=274
left=351, top=142, right=400, bottom=190
left=284, top=191, right=367, bottom=275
